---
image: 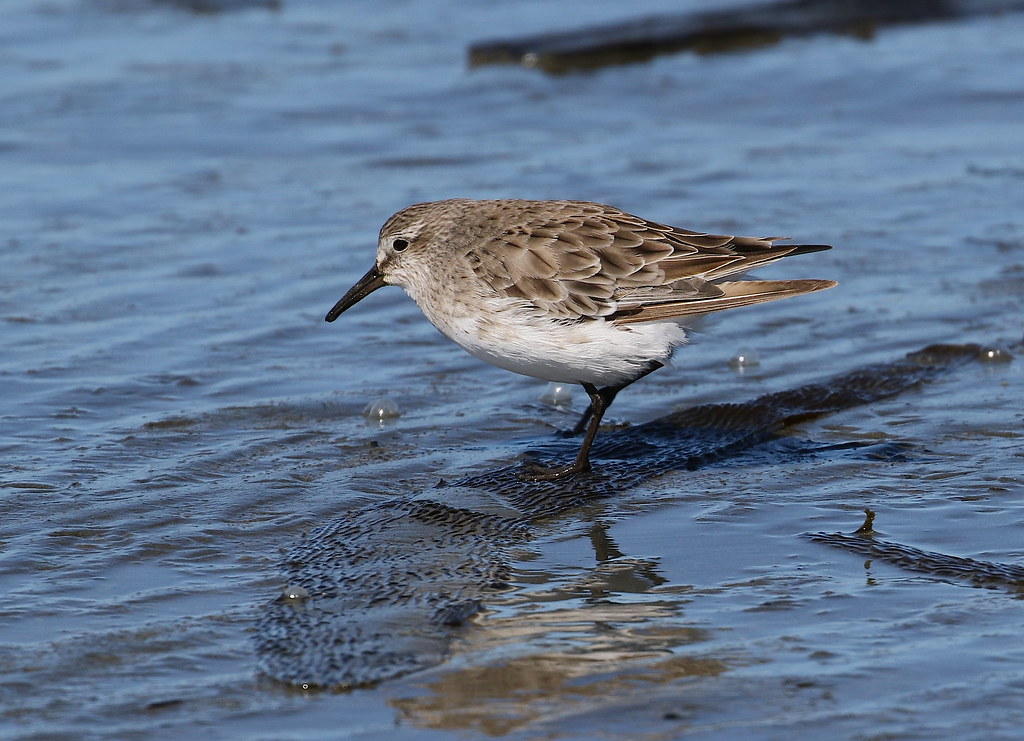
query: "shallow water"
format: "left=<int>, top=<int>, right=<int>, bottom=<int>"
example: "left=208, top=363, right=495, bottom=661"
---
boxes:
left=1, top=1, right=1022, bottom=739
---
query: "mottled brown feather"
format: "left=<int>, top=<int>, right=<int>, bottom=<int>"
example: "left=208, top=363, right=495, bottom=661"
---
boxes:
left=460, top=200, right=834, bottom=322
left=612, top=279, right=838, bottom=324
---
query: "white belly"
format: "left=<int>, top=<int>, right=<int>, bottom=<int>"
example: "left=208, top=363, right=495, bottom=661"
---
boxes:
left=435, top=299, right=688, bottom=387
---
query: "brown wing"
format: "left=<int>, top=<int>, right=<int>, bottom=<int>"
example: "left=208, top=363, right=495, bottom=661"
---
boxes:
left=464, top=200, right=834, bottom=322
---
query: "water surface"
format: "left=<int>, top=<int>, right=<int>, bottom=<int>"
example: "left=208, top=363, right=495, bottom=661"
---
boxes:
left=1, top=0, right=1022, bottom=738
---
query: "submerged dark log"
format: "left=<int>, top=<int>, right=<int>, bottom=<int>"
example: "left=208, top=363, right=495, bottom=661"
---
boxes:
left=808, top=528, right=1024, bottom=591
left=255, top=342, right=1013, bottom=690
left=142, top=0, right=280, bottom=13
left=469, top=0, right=1024, bottom=73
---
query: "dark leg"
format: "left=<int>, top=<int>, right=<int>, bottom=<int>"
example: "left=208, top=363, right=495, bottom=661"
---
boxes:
left=568, top=360, right=665, bottom=436
left=526, top=361, right=664, bottom=480
left=524, top=382, right=607, bottom=480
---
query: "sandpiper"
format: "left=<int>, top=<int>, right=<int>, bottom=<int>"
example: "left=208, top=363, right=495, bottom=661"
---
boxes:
left=326, top=199, right=835, bottom=479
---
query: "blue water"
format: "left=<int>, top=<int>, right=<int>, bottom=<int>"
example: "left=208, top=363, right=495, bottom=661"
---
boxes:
left=1, top=1, right=1022, bottom=738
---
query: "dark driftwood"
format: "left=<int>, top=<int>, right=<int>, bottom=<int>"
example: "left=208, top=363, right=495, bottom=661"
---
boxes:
left=148, top=0, right=280, bottom=12
left=809, top=529, right=1024, bottom=591
left=469, top=0, right=1024, bottom=73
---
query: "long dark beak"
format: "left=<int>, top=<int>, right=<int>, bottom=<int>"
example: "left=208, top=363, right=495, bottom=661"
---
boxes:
left=325, top=265, right=387, bottom=322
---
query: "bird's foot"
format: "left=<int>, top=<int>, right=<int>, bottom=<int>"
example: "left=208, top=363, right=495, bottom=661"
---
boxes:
left=519, top=459, right=591, bottom=481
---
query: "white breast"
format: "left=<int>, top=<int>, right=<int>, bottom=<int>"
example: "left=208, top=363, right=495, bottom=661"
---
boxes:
left=421, top=295, right=688, bottom=387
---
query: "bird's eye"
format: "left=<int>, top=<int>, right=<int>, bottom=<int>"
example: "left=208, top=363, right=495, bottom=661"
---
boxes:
left=392, top=238, right=409, bottom=252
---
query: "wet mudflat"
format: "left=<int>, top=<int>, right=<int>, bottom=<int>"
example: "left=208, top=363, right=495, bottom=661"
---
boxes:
left=1, top=1, right=1022, bottom=739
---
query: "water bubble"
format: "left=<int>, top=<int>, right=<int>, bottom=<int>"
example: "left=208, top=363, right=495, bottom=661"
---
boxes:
left=283, top=585, right=309, bottom=601
left=540, top=382, right=574, bottom=407
left=728, top=347, right=761, bottom=370
left=979, top=346, right=1013, bottom=363
left=363, top=397, right=400, bottom=422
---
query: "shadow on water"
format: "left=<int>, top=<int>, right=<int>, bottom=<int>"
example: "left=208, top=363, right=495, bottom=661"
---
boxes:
left=255, top=341, right=1016, bottom=689
left=469, top=0, right=1024, bottom=73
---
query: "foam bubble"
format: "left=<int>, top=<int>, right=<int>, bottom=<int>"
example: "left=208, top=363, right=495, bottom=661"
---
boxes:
left=540, top=382, right=574, bottom=407
left=283, top=585, right=309, bottom=601
left=363, top=397, right=400, bottom=422
left=729, top=348, right=761, bottom=370
left=979, top=346, right=1013, bottom=363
